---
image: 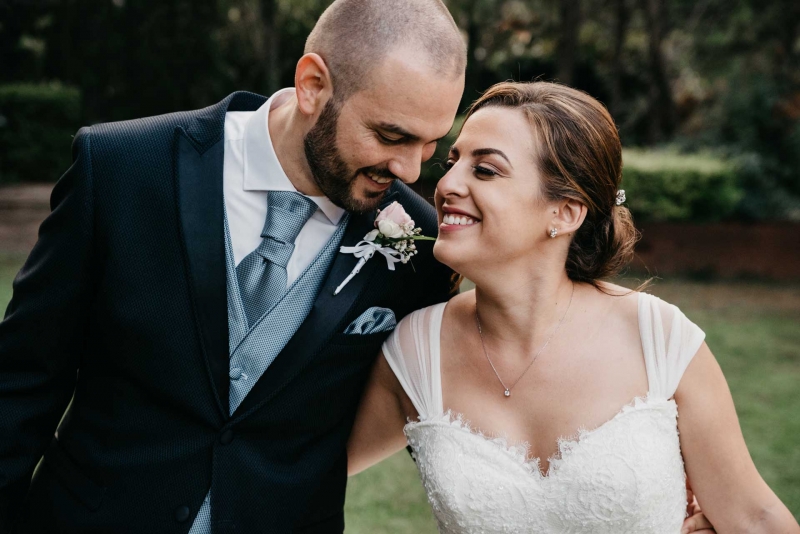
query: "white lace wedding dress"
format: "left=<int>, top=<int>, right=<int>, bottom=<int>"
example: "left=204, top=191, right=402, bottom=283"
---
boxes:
left=382, top=292, right=706, bottom=534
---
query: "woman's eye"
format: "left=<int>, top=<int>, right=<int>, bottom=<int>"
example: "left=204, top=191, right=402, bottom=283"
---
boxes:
left=444, top=160, right=455, bottom=170
left=473, top=165, right=497, bottom=177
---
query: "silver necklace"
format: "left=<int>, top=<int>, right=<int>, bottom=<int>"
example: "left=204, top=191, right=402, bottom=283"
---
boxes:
left=475, top=281, right=575, bottom=398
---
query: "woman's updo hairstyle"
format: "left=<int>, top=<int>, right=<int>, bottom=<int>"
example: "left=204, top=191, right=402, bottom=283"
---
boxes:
left=463, top=81, right=639, bottom=288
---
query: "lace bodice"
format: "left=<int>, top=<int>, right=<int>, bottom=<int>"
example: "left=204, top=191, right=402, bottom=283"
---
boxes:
left=382, top=293, right=706, bottom=534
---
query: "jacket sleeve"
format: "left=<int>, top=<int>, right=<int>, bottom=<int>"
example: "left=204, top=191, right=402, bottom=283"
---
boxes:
left=0, top=126, right=95, bottom=529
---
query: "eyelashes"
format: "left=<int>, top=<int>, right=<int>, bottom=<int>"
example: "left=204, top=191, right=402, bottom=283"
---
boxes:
left=472, top=166, right=497, bottom=177
left=444, top=160, right=497, bottom=178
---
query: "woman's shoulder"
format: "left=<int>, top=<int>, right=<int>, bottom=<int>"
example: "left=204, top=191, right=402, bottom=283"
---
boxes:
left=396, top=300, right=449, bottom=332
left=595, top=281, right=688, bottom=326
left=384, top=299, right=451, bottom=360
left=595, top=282, right=705, bottom=397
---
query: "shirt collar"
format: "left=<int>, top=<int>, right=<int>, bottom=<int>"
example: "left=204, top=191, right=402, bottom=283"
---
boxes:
left=243, top=87, right=346, bottom=225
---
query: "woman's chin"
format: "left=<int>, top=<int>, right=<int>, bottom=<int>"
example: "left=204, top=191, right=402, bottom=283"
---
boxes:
left=433, top=240, right=473, bottom=275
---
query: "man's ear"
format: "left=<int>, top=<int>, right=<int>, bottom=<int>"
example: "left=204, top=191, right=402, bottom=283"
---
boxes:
left=551, top=198, right=588, bottom=237
left=294, top=53, right=334, bottom=117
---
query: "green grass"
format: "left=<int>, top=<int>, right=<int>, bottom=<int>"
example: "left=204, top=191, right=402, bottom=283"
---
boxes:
left=345, top=452, right=438, bottom=534
left=0, top=255, right=796, bottom=528
left=0, top=252, right=25, bottom=313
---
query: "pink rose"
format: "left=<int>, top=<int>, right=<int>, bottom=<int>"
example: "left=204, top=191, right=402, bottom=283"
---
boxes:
left=375, top=201, right=413, bottom=227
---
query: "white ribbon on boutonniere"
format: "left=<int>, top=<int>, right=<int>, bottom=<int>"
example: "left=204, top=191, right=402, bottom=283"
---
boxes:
left=333, top=201, right=435, bottom=295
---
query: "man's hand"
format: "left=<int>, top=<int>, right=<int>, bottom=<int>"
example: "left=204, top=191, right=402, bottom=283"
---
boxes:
left=682, top=483, right=715, bottom=533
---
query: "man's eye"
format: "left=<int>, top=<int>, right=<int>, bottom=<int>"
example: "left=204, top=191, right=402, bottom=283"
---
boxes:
left=473, top=165, right=497, bottom=177
left=378, top=133, right=403, bottom=144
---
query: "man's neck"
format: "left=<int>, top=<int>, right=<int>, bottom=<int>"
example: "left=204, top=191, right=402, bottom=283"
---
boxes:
left=268, top=93, right=323, bottom=197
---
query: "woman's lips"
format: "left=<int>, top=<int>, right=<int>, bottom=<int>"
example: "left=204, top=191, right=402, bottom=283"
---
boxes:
left=441, top=213, right=479, bottom=226
left=439, top=206, right=481, bottom=233
left=439, top=214, right=480, bottom=233
left=441, top=206, right=479, bottom=219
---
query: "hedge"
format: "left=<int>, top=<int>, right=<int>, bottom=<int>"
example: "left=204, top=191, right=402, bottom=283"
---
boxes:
left=0, top=83, right=81, bottom=185
left=621, top=149, right=744, bottom=222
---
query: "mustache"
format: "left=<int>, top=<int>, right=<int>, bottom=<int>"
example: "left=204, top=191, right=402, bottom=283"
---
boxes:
left=359, top=166, right=399, bottom=181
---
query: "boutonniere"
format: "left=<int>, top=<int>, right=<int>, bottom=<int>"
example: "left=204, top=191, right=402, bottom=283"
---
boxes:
left=334, top=201, right=435, bottom=295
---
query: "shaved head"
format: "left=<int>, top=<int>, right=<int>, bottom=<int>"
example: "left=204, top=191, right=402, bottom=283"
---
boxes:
left=305, top=0, right=466, bottom=102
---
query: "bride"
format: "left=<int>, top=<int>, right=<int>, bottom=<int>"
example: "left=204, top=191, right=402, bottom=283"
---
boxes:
left=346, top=81, right=800, bottom=533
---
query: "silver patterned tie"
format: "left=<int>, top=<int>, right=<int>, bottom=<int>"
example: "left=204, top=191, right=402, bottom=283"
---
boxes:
left=236, top=191, right=318, bottom=327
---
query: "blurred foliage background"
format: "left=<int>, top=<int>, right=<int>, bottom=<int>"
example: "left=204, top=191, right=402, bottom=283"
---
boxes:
left=2, top=0, right=800, bottom=222
left=1, top=1, right=799, bottom=530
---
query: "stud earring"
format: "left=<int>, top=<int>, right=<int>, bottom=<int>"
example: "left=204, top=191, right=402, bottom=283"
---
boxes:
left=550, top=228, right=558, bottom=238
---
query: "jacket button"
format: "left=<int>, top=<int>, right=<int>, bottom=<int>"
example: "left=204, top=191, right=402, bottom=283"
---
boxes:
left=175, top=505, right=190, bottom=522
left=220, top=429, right=234, bottom=445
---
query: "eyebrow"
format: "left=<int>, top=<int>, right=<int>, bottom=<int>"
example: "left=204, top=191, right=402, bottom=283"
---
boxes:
left=448, top=146, right=513, bottom=168
left=377, top=122, right=421, bottom=142
left=377, top=122, right=450, bottom=144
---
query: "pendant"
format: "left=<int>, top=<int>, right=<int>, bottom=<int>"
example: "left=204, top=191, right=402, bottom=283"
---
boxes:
left=504, top=389, right=511, bottom=398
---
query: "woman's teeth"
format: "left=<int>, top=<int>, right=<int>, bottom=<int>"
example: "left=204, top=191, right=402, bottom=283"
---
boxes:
left=442, top=214, right=478, bottom=226
left=367, top=173, right=392, bottom=184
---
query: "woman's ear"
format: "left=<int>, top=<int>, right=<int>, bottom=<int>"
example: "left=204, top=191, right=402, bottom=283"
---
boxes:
left=552, top=199, right=588, bottom=237
left=294, top=53, right=334, bottom=117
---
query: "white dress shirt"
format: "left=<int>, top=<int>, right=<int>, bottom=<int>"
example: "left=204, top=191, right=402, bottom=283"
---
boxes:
left=222, top=88, right=346, bottom=286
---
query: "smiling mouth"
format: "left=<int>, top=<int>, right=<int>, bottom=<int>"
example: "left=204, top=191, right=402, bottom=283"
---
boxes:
left=362, top=171, right=393, bottom=185
left=441, top=214, right=480, bottom=226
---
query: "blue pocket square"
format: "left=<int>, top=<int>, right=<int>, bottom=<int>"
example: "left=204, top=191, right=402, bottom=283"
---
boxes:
left=344, top=307, right=397, bottom=335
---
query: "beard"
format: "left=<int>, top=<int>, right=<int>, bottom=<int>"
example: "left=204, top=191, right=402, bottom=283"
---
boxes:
left=303, top=99, right=395, bottom=214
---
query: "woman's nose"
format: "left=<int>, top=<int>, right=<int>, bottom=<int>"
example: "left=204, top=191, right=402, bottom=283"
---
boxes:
left=436, top=162, right=469, bottom=198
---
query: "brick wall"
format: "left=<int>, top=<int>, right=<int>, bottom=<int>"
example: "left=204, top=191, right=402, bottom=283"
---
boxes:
left=632, top=222, right=800, bottom=281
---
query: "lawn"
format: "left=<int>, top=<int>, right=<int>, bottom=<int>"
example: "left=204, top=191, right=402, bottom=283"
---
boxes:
left=1, top=254, right=797, bottom=530
left=0, top=252, right=26, bottom=314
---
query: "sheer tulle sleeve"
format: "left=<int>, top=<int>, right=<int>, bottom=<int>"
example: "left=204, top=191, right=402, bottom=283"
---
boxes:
left=638, top=293, right=706, bottom=399
left=381, top=302, right=446, bottom=420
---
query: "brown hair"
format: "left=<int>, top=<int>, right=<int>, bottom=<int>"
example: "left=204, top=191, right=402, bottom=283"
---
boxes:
left=464, top=81, right=639, bottom=288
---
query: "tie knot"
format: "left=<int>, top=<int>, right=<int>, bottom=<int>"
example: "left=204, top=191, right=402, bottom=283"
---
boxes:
left=262, top=191, right=318, bottom=245
left=256, top=238, right=294, bottom=268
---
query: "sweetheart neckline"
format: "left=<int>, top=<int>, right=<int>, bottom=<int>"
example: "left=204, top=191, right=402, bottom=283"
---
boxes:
left=405, top=394, right=677, bottom=480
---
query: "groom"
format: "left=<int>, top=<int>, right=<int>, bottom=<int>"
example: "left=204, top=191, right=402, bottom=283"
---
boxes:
left=0, top=1, right=465, bottom=532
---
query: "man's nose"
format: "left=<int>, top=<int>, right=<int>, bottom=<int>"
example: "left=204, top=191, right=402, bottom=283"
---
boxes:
left=387, top=146, right=426, bottom=184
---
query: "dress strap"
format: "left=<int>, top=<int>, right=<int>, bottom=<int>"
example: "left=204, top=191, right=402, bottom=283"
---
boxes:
left=638, top=292, right=706, bottom=399
left=382, top=302, right=446, bottom=420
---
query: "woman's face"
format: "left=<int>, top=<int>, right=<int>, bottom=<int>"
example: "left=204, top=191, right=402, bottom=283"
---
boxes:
left=433, top=106, right=556, bottom=276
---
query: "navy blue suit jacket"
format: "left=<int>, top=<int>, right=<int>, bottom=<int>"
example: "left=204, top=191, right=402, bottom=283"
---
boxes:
left=0, top=92, right=454, bottom=533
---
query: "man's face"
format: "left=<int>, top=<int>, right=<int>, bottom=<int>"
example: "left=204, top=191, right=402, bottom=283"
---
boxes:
left=304, top=49, right=465, bottom=213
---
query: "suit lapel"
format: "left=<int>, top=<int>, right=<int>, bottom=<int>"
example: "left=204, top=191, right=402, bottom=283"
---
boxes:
left=173, top=91, right=268, bottom=419
left=231, top=200, right=390, bottom=420
left=174, top=132, right=229, bottom=418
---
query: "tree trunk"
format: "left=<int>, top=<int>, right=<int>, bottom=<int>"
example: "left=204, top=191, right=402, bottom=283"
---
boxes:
left=610, top=0, right=630, bottom=119
left=641, top=0, right=675, bottom=142
left=557, top=0, right=581, bottom=86
left=465, top=0, right=482, bottom=101
left=260, top=0, right=280, bottom=94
